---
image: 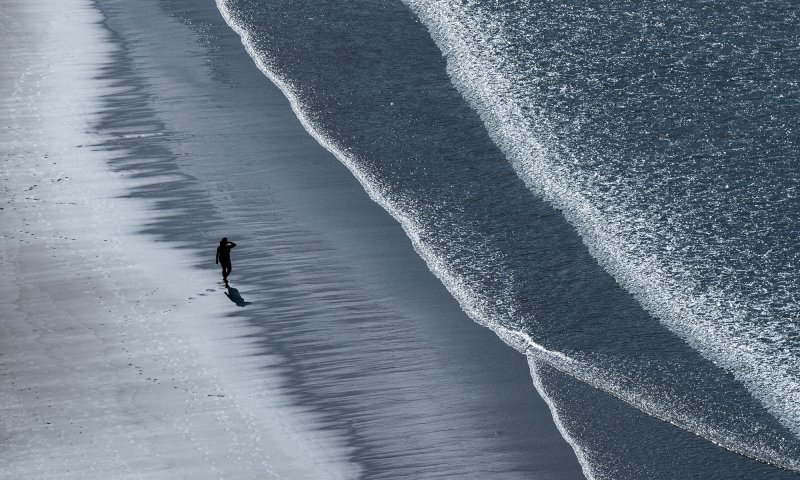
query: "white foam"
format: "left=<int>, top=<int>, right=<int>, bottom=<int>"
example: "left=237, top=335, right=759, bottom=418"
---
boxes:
left=401, top=0, right=800, bottom=469
left=528, top=358, right=602, bottom=480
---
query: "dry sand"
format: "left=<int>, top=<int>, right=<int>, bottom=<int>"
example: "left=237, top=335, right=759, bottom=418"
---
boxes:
left=0, top=1, right=358, bottom=478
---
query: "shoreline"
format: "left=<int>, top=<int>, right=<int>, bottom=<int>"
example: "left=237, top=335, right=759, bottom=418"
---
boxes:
left=2, top=0, right=587, bottom=478
left=144, top=0, right=590, bottom=476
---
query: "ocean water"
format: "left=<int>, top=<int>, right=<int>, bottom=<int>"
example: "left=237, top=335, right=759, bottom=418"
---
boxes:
left=212, top=0, right=799, bottom=477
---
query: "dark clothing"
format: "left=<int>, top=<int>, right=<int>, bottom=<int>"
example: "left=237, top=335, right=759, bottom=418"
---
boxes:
left=216, top=242, right=236, bottom=279
left=216, top=244, right=234, bottom=264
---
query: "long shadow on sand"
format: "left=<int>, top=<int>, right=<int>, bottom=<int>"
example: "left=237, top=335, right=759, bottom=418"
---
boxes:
left=224, top=285, right=251, bottom=307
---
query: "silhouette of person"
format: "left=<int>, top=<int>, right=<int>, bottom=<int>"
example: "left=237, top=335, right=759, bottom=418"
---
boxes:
left=215, top=237, right=236, bottom=281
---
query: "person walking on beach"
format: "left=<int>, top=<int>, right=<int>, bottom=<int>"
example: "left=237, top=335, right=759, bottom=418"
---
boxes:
left=216, top=237, right=236, bottom=281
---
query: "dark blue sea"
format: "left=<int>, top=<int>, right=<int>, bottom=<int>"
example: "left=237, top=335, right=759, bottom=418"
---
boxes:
left=212, top=0, right=799, bottom=477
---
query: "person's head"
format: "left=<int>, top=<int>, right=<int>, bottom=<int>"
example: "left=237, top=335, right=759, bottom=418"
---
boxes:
left=220, top=237, right=227, bottom=245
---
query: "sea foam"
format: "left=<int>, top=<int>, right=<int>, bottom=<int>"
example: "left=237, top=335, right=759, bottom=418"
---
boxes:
left=403, top=0, right=800, bottom=470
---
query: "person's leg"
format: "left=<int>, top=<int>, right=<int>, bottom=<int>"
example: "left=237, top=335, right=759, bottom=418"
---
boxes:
left=222, top=262, right=232, bottom=279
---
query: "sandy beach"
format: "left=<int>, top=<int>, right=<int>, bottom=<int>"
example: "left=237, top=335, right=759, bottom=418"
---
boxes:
left=1, top=0, right=586, bottom=478
left=1, top=1, right=361, bottom=478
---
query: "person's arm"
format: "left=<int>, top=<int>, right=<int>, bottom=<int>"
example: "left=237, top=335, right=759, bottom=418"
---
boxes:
left=215, top=247, right=220, bottom=264
left=229, top=242, right=236, bottom=248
